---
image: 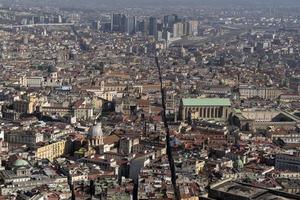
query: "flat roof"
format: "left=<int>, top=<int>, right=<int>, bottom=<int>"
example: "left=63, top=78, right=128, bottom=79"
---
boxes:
left=182, top=98, right=231, bottom=107
left=213, top=181, right=266, bottom=198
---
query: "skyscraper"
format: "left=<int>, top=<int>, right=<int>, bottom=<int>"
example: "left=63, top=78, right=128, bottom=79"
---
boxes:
left=125, top=16, right=136, bottom=35
left=173, top=22, right=184, bottom=38
left=137, top=19, right=148, bottom=36
left=92, top=20, right=101, bottom=30
left=149, top=17, right=158, bottom=37
left=188, top=20, right=198, bottom=36
left=162, top=30, right=171, bottom=41
left=111, top=13, right=122, bottom=32
left=163, top=14, right=178, bottom=28
left=120, top=14, right=127, bottom=33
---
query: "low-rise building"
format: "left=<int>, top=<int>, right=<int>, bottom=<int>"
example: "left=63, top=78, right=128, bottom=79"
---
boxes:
left=5, top=131, right=43, bottom=146
left=239, top=85, right=282, bottom=100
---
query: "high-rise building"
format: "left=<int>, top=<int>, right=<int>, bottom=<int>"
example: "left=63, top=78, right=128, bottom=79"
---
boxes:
left=149, top=17, right=158, bottom=37
left=183, top=22, right=189, bottom=36
left=53, top=15, right=62, bottom=23
left=44, top=16, right=50, bottom=24
left=103, top=23, right=112, bottom=32
left=111, top=13, right=134, bottom=34
left=21, top=18, right=28, bottom=25
left=163, top=14, right=178, bottom=28
left=188, top=20, right=198, bottom=36
left=40, top=16, right=45, bottom=24
left=136, top=20, right=143, bottom=32
left=33, top=16, right=40, bottom=24
left=157, top=31, right=163, bottom=41
left=92, top=20, right=101, bottom=30
left=173, top=22, right=184, bottom=38
left=120, top=15, right=127, bottom=33
left=182, top=20, right=198, bottom=36
left=162, top=30, right=171, bottom=41
left=137, top=19, right=148, bottom=35
left=58, top=15, right=62, bottom=23
left=125, top=16, right=136, bottom=35
left=111, top=13, right=122, bottom=32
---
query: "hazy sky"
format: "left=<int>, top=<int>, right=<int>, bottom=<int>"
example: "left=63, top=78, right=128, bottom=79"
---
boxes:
left=1, top=0, right=300, bottom=9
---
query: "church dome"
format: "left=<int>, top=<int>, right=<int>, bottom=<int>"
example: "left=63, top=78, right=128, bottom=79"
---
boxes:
left=88, top=122, right=103, bottom=138
left=233, top=156, right=244, bottom=170
left=13, top=159, right=30, bottom=168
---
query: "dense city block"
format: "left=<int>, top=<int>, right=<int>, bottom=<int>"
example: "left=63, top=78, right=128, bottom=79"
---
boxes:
left=0, top=0, right=299, bottom=199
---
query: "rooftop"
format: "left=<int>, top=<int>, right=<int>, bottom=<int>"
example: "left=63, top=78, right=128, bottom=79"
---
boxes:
left=13, top=159, right=30, bottom=167
left=182, top=98, right=231, bottom=107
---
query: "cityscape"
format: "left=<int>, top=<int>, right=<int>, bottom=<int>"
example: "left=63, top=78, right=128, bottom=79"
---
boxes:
left=0, top=0, right=299, bottom=199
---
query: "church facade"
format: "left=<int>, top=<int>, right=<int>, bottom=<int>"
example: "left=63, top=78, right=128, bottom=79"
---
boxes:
left=180, top=98, right=232, bottom=121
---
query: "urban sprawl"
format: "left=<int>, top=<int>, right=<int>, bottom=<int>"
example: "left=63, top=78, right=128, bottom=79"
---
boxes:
left=0, top=3, right=299, bottom=200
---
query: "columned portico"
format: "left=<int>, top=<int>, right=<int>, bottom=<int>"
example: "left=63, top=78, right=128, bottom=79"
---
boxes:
left=180, top=98, right=231, bottom=121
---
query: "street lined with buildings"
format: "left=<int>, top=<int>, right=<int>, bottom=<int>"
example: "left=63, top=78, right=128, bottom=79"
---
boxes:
left=0, top=1, right=299, bottom=200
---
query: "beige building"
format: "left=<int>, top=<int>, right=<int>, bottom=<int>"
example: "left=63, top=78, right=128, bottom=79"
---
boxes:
left=180, top=98, right=232, bottom=121
left=23, top=76, right=44, bottom=88
left=40, top=99, right=94, bottom=120
left=36, top=140, right=66, bottom=161
left=233, top=109, right=300, bottom=130
left=13, top=95, right=37, bottom=114
left=239, top=85, right=282, bottom=100
left=40, top=106, right=72, bottom=117
left=119, top=136, right=140, bottom=155
left=181, top=159, right=205, bottom=174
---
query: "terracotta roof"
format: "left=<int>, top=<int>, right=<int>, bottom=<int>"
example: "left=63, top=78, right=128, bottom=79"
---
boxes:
left=103, top=135, right=120, bottom=145
left=72, top=99, right=85, bottom=109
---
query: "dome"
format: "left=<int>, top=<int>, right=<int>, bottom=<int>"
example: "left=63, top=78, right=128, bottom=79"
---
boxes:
left=233, top=156, right=244, bottom=170
left=88, top=122, right=103, bottom=138
left=13, top=159, right=30, bottom=167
